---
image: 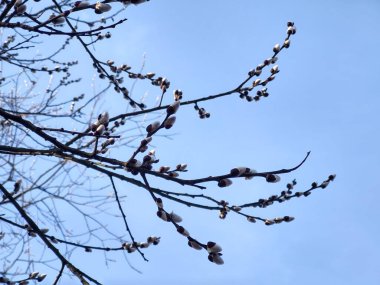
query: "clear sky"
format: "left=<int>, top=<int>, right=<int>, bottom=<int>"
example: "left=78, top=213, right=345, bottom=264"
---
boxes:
left=8, top=1, right=380, bottom=284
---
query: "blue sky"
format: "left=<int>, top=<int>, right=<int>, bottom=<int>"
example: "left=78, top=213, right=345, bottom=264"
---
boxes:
left=64, top=1, right=379, bottom=284
left=5, top=1, right=379, bottom=284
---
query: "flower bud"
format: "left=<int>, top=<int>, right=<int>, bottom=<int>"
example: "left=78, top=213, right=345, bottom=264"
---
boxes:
left=247, top=216, right=256, bottom=223
left=146, top=121, right=161, bottom=133
left=50, top=14, right=65, bottom=25
left=140, top=136, right=152, bottom=146
left=271, top=65, right=279, bottom=74
left=231, top=205, right=242, bottom=211
left=284, top=39, right=290, bottom=48
left=283, top=216, right=295, bottom=222
left=146, top=72, right=155, bottom=79
left=230, top=167, right=250, bottom=177
left=208, top=253, right=224, bottom=265
left=173, top=89, right=183, bottom=101
left=177, top=226, right=189, bottom=237
left=155, top=198, right=163, bottom=208
left=29, top=272, right=39, bottom=279
left=273, top=43, right=281, bottom=53
left=167, top=101, right=180, bottom=115
left=218, top=178, right=232, bottom=188
left=266, top=174, right=281, bottom=183
left=139, top=242, right=150, bottom=248
left=253, top=79, right=261, bottom=86
left=328, top=174, right=336, bottom=181
left=95, top=2, right=112, bottom=14
left=157, top=210, right=169, bottom=221
left=320, top=181, right=329, bottom=189
left=15, top=4, right=26, bottom=14
left=94, top=124, right=105, bottom=135
left=37, top=274, right=47, bottom=282
left=170, top=212, right=183, bottom=223
left=265, top=219, right=274, bottom=226
left=176, top=164, right=187, bottom=171
left=75, top=1, right=90, bottom=8
left=164, top=116, right=176, bottom=129
left=188, top=240, right=202, bottom=250
left=207, top=241, right=222, bottom=253
left=147, top=236, right=160, bottom=245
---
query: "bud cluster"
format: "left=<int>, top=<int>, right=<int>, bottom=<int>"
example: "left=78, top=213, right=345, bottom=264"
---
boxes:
left=0, top=271, right=48, bottom=284
left=194, top=104, right=210, bottom=119
left=122, top=236, right=160, bottom=253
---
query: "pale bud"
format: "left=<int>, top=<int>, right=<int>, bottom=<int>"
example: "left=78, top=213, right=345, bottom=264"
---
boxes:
left=253, top=79, right=261, bottom=86
left=139, top=242, right=150, bottom=248
left=15, top=4, right=26, bottom=14
left=29, top=272, right=39, bottom=279
left=266, top=174, right=281, bottom=183
left=232, top=205, right=242, bottom=211
left=271, top=65, right=279, bottom=74
left=40, top=228, right=49, bottom=234
left=167, top=101, right=180, bottom=115
left=95, top=2, right=112, bottom=14
left=188, top=240, right=202, bottom=250
left=176, top=164, right=187, bottom=171
left=177, top=226, right=189, bottom=237
left=146, top=72, right=155, bottom=79
left=140, top=136, right=152, bottom=146
left=207, top=241, right=222, bottom=253
left=265, top=219, right=274, bottom=226
left=37, top=274, right=47, bottom=282
left=94, top=124, right=105, bottom=136
left=273, top=43, right=281, bottom=53
left=245, top=169, right=257, bottom=180
left=287, top=26, right=296, bottom=35
left=247, top=216, right=256, bottom=223
left=230, top=167, right=250, bottom=177
left=98, top=112, right=109, bottom=125
left=170, top=212, right=183, bottom=223
left=146, top=121, right=161, bottom=133
left=158, top=166, right=170, bottom=173
left=147, top=236, right=160, bottom=245
left=50, top=14, right=65, bottom=25
left=157, top=210, right=169, bottom=221
left=218, top=178, right=232, bottom=188
left=208, top=253, right=224, bottom=265
left=75, top=1, right=90, bottom=8
left=164, top=116, right=176, bottom=129
left=284, top=39, right=290, bottom=48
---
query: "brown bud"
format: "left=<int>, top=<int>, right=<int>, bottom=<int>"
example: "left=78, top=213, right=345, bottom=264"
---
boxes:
left=218, top=178, right=232, bottom=188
